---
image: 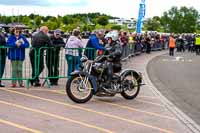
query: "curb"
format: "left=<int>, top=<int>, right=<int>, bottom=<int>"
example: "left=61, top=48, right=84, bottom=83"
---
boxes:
left=144, top=52, right=200, bottom=133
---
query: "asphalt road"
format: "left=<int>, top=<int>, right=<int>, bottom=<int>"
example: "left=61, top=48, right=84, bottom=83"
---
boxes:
left=147, top=52, right=200, bottom=126
left=0, top=51, right=191, bottom=133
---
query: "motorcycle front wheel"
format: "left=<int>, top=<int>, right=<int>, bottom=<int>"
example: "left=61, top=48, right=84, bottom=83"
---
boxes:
left=66, top=75, right=93, bottom=103
left=121, top=73, right=140, bottom=100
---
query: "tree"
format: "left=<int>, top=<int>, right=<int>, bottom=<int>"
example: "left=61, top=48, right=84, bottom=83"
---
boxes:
left=97, top=16, right=108, bottom=27
left=62, top=15, right=74, bottom=25
left=197, top=21, right=200, bottom=33
left=5, top=17, right=12, bottom=24
left=42, top=21, right=58, bottom=30
left=0, top=15, right=2, bottom=23
left=43, top=15, right=52, bottom=22
left=160, top=6, right=199, bottom=33
left=34, top=16, right=41, bottom=27
left=21, top=16, right=30, bottom=25
left=111, top=25, right=121, bottom=30
left=29, top=13, right=35, bottom=20
left=144, top=17, right=161, bottom=31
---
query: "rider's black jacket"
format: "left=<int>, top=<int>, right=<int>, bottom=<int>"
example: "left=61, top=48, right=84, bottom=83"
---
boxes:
left=104, top=41, right=122, bottom=84
left=105, top=41, right=122, bottom=62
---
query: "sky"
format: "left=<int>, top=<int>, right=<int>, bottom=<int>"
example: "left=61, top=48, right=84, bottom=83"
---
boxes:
left=0, top=0, right=200, bottom=19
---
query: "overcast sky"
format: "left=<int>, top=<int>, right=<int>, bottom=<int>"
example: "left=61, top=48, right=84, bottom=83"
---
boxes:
left=0, top=0, right=200, bottom=19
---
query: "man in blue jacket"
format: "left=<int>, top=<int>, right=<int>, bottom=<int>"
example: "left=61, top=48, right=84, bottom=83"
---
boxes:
left=46, top=29, right=65, bottom=85
left=85, top=30, right=105, bottom=60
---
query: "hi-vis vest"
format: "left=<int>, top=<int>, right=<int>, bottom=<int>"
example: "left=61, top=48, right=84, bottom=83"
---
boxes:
left=169, top=37, right=176, bottom=48
left=129, top=36, right=134, bottom=43
left=195, top=37, right=200, bottom=45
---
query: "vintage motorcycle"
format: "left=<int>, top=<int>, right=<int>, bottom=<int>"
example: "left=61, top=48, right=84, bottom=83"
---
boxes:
left=66, top=55, right=143, bottom=103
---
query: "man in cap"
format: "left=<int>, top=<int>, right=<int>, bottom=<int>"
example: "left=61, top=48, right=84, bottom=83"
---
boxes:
left=46, top=29, right=65, bottom=85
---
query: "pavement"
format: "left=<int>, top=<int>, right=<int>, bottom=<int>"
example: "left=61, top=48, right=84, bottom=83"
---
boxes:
left=147, top=52, right=200, bottom=130
left=0, top=50, right=199, bottom=133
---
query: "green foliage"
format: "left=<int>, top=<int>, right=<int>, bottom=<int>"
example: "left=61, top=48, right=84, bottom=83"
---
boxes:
left=95, top=24, right=104, bottom=29
left=1, top=9, right=199, bottom=33
left=62, top=15, right=70, bottom=25
left=197, top=21, right=200, bottom=32
left=97, top=16, right=109, bottom=26
left=34, top=16, right=42, bottom=27
left=160, top=6, right=199, bottom=33
left=29, top=13, right=35, bottom=20
left=21, top=16, right=31, bottom=25
left=0, top=15, right=4, bottom=23
left=111, top=25, right=121, bottom=30
left=144, top=16, right=161, bottom=31
left=5, top=17, right=12, bottom=24
left=42, top=21, right=58, bottom=30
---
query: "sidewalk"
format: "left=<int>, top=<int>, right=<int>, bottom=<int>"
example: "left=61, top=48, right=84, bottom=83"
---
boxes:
left=122, top=50, right=200, bottom=133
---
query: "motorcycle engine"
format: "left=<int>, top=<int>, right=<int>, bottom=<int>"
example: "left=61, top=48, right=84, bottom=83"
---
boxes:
left=93, top=63, right=104, bottom=74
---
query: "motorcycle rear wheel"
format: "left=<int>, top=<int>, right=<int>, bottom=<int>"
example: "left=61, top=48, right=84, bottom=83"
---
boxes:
left=121, top=73, right=140, bottom=100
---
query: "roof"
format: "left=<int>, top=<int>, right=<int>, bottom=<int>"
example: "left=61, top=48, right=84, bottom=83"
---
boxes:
left=0, top=23, right=29, bottom=29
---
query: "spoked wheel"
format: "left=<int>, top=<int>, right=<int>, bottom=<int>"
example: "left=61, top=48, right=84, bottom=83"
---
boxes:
left=121, top=73, right=140, bottom=100
left=66, top=75, right=93, bottom=103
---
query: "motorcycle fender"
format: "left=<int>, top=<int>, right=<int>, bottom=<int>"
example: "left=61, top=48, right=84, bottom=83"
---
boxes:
left=120, top=69, right=142, bottom=84
left=70, top=72, right=98, bottom=93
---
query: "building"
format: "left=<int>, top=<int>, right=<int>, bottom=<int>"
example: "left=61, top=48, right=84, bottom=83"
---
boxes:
left=109, top=18, right=136, bottom=26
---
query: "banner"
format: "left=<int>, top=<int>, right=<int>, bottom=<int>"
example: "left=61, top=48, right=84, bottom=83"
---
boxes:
left=136, top=0, right=146, bottom=33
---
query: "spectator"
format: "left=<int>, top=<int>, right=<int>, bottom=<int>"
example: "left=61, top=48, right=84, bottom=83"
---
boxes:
left=128, top=33, right=135, bottom=55
left=46, top=29, right=65, bottom=85
left=195, top=34, right=200, bottom=55
left=65, top=29, right=84, bottom=77
left=169, top=35, right=176, bottom=56
left=29, top=26, right=52, bottom=87
left=0, top=27, right=7, bottom=87
left=119, top=31, right=129, bottom=58
left=146, top=36, right=152, bottom=54
left=176, top=36, right=185, bottom=52
left=6, top=27, right=30, bottom=87
left=85, top=30, right=105, bottom=60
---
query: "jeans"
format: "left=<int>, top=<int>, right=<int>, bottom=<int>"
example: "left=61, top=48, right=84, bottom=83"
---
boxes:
left=65, top=55, right=80, bottom=77
left=11, top=60, right=23, bottom=84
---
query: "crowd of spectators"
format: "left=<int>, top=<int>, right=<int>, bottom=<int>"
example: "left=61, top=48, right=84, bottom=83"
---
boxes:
left=0, top=25, right=200, bottom=87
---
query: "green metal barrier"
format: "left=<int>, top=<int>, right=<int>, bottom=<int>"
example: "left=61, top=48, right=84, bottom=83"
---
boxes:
left=0, top=46, right=97, bottom=89
left=37, top=47, right=96, bottom=88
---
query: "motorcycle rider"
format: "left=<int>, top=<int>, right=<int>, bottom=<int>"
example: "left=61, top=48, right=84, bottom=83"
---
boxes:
left=104, top=31, right=122, bottom=88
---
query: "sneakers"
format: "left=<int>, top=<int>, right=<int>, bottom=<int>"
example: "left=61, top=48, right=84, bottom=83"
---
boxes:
left=34, top=82, right=41, bottom=87
left=19, top=84, right=25, bottom=87
left=0, top=84, right=5, bottom=87
left=73, top=70, right=80, bottom=73
left=10, top=83, right=24, bottom=88
left=11, top=84, right=16, bottom=88
left=50, top=82, right=58, bottom=86
left=0, top=81, right=5, bottom=87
